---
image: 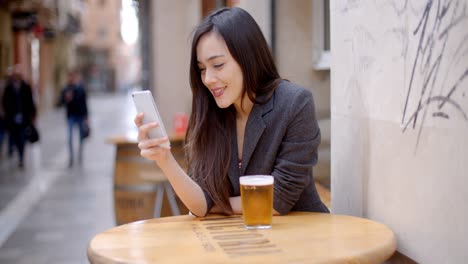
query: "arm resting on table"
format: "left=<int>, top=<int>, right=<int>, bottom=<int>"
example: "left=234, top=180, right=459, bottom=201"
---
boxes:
left=156, top=154, right=208, bottom=216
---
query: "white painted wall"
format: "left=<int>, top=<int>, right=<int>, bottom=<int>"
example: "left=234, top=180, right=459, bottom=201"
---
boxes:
left=331, top=1, right=468, bottom=263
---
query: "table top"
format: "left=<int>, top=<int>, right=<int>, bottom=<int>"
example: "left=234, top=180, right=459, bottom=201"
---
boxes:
left=106, top=132, right=185, bottom=145
left=87, top=212, right=396, bottom=264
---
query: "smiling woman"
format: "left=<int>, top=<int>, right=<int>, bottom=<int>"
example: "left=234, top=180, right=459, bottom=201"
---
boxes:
left=134, top=7, right=329, bottom=217
left=196, top=32, right=246, bottom=110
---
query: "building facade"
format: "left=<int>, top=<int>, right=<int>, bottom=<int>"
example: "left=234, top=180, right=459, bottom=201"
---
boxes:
left=77, top=0, right=122, bottom=93
left=0, top=0, right=82, bottom=111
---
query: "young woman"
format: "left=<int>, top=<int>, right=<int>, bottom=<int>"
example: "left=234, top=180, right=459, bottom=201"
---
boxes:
left=135, top=7, right=329, bottom=216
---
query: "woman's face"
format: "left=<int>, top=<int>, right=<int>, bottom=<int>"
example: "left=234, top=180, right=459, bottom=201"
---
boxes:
left=196, top=31, right=244, bottom=109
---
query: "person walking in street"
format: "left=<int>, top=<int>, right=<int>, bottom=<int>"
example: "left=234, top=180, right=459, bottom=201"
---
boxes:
left=134, top=7, right=329, bottom=217
left=2, top=65, right=37, bottom=168
left=0, top=69, right=7, bottom=158
left=59, top=70, right=89, bottom=167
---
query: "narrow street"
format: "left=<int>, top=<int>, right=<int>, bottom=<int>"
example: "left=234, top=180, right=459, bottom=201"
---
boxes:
left=0, top=92, right=137, bottom=264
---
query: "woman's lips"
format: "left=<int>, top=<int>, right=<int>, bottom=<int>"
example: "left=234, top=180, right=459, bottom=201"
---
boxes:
left=212, top=87, right=225, bottom=97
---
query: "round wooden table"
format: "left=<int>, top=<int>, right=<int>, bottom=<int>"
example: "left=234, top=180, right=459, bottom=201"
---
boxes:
left=88, top=212, right=396, bottom=263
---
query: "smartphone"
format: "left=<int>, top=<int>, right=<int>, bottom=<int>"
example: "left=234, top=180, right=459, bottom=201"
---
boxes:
left=132, top=90, right=170, bottom=149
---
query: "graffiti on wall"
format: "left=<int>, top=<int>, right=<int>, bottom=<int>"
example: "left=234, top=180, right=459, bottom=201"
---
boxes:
left=399, top=0, right=468, bottom=148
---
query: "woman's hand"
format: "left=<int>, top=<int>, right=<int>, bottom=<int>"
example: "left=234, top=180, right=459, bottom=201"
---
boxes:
left=134, top=113, right=171, bottom=163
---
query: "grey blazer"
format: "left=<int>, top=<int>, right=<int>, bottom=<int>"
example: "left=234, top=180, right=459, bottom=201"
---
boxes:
left=204, top=80, right=329, bottom=214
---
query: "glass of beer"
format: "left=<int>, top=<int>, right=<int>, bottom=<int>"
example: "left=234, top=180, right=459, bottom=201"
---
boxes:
left=240, top=175, right=274, bottom=229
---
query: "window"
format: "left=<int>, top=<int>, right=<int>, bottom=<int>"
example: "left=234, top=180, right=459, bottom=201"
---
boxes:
left=324, top=0, right=330, bottom=51
left=312, top=0, right=330, bottom=70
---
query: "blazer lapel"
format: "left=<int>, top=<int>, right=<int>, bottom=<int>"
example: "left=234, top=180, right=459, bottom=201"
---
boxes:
left=240, top=93, right=274, bottom=175
left=227, top=136, right=240, bottom=193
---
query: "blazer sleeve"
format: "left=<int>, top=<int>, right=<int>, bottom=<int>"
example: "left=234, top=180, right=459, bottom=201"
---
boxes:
left=272, top=89, right=321, bottom=215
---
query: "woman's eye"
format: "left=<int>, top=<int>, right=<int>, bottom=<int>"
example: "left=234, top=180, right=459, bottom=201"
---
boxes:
left=214, top=63, right=224, bottom=69
left=199, top=68, right=206, bottom=73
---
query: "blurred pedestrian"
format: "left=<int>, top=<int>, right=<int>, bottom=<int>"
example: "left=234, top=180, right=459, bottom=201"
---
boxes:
left=0, top=68, right=8, bottom=158
left=59, top=70, right=89, bottom=167
left=2, top=65, right=37, bottom=168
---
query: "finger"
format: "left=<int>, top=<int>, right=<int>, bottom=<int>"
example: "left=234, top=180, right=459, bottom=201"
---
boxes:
left=134, top=113, right=144, bottom=127
left=140, top=146, right=166, bottom=159
left=140, top=148, right=160, bottom=160
left=137, top=122, right=159, bottom=141
left=138, top=137, right=169, bottom=149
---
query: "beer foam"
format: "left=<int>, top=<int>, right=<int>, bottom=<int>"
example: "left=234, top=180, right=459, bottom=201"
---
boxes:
left=240, top=175, right=274, bottom=186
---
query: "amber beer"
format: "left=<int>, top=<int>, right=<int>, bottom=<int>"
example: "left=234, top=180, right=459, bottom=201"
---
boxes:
left=240, top=175, right=274, bottom=229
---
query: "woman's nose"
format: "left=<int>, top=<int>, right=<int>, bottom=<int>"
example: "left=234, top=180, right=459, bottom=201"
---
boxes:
left=203, top=68, right=216, bottom=85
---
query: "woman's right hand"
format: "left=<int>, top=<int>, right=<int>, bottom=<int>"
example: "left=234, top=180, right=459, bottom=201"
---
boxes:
left=134, top=113, right=171, bottom=164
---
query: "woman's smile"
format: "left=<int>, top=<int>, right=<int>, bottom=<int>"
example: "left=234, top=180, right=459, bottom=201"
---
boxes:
left=211, top=86, right=226, bottom=97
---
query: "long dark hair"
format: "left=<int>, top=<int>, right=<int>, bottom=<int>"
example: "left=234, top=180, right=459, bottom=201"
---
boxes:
left=186, top=7, right=281, bottom=214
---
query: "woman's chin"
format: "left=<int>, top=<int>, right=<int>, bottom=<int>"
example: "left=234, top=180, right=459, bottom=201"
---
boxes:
left=214, top=100, right=231, bottom=109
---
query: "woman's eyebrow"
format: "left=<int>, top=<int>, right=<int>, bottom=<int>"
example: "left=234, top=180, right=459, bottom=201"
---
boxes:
left=207, top=55, right=224, bottom=61
left=197, top=55, right=225, bottom=64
